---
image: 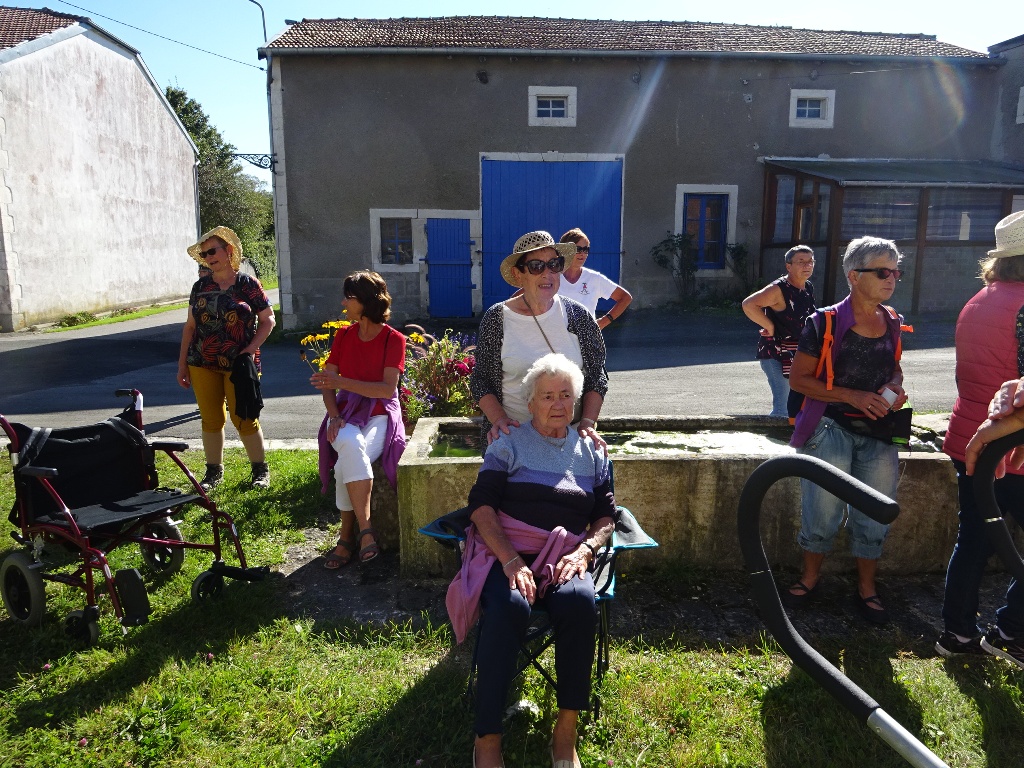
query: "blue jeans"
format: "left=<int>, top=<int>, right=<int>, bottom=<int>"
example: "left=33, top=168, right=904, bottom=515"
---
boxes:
left=760, top=358, right=790, bottom=418
left=942, top=459, right=1024, bottom=638
left=474, top=560, right=597, bottom=735
left=797, top=417, right=898, bottom=560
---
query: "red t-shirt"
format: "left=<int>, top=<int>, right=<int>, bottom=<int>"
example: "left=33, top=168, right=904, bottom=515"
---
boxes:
left=325, top=325, right=406, bottom=416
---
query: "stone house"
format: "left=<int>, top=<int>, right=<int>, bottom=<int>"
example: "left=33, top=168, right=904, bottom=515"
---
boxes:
left=0, top=7, right=199, bottom=331
left=261, top=17, right=1024, bottom=327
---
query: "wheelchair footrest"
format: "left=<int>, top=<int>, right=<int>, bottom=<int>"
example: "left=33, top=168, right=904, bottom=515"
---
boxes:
left=209, top=561, right=270, bottom=581
left=115, top=568, right=151, bottom=626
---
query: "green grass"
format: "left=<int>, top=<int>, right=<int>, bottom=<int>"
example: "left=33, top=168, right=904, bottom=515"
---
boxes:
left=44, top=276, right=277, bottom=333
left=46, top=303, right=190, bottom=332
left=2, top=449, right=1024, bottom=766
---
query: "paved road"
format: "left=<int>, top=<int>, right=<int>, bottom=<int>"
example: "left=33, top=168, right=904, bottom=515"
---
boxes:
left=0, top=301, right=958, bottom=440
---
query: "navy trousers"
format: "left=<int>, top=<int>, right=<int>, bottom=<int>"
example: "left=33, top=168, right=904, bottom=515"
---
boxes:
left=943, top=459, right=1024, bottom=637
left=474, top=560, right=597, bottom=735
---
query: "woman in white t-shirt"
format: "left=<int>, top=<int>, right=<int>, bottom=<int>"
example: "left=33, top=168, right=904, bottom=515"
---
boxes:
left=470, top=231, right=609, bottom=445
left=558, top=228, right=632, bottom=329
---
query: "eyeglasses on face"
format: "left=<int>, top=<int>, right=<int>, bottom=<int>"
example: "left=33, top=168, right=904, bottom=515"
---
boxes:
left=789, top=259, right=815, bottom=266
left=198, top=245, right=224, bottom=259
left=516, top=255, right=565, bottom=275
left=854, top=267, right=902, bottom=281
left=575, top=246, right=590, bottom=254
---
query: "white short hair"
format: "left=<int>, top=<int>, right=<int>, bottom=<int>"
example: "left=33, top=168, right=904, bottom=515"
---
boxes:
left=522, top=353, right=584, bottom=404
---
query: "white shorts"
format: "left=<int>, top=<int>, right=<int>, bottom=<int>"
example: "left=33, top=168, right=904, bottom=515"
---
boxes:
left=330, top=415, right=388, bottom=511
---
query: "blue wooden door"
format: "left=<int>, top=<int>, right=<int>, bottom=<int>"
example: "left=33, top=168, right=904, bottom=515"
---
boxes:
left=426, top=218, right=474, bottom=317
left=481, top=159, right=623, bottom=311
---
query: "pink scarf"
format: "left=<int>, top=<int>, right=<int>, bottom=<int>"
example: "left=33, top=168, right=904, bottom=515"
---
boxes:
left=445, top=511, right=586, bottom=643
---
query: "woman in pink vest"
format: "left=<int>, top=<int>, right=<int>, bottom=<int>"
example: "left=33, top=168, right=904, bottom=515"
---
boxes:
left=937, top=210, right=1024, bottom=668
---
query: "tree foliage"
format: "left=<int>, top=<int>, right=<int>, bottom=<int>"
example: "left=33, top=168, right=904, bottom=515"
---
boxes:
left=166, top=85, right=274, bottom=269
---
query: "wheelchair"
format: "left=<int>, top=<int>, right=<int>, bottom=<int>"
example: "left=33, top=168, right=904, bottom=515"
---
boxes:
left=421, top=499, right=656, bottom=720
left=1, top=389, right=267, bottom=644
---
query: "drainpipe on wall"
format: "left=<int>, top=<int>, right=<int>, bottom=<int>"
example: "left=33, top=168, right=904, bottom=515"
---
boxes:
left=192, top=158, right=201, bottom=237
left=264, top=51, right=278, bottom=287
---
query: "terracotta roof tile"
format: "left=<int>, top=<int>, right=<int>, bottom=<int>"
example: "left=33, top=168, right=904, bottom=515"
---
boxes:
left=0, top=5, right=81, bottom=51
left=267, top=16, right=987, bottom=59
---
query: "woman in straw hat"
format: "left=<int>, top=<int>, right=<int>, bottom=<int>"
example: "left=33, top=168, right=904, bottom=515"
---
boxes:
left=469, top=230, right=608, bottom=446
left=177, top=226, right=275, bottom=489
left=936, top=209, right=1024, bottom=667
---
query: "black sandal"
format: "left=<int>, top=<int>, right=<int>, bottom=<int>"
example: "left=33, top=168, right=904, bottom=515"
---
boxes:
left=855, top=592, right=889, bottom=625
left=781, top=579, right=821, bottom=608
left=324, top=537, right=356, bottom=569
left=356, top=527, right=381, bottom=563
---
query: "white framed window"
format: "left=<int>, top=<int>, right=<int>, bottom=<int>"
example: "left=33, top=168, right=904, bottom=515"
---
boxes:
left=369, top=209, right=422, bottom=273
left=789, top=89, right=835, bottom=129
left=673, top=184, right=739, bottom=275
left=528, top=85, right=577, bottom=127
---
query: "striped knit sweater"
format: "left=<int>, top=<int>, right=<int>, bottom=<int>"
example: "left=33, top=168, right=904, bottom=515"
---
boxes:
left=467, top=421, right=614, bottom=536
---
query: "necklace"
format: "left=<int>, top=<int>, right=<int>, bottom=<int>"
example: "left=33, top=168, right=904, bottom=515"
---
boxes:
left=539, top=431, right=568, bottom=451
left=522, top=296, right=556, bottom=354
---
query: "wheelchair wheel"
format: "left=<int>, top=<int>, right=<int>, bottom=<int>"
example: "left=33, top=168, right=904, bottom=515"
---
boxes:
left=1, top=551, right=46, bottom=626
left=191, top=571, right=224, bottom=602
left=139, top=517, right=185, bottom=575
left=64, top=610, right=99, bottom=645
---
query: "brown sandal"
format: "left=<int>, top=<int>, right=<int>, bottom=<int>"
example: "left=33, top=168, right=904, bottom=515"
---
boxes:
left=356, top=528, right=381, bottom=563
left=324, top=537, right=356, bottom=569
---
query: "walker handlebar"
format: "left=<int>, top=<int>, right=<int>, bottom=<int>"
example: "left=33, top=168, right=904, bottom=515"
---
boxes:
left=971, top=429, right=1024, bottom=582
left=737, top=454, right=947, bottom=768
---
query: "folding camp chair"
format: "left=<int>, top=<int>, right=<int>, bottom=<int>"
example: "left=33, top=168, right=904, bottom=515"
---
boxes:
left=1, top=390, right=267, bottom=644
left=420, top=501, right=657, bottom=720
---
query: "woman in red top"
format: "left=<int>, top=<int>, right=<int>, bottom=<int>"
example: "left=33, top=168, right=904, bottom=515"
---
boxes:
left=311, top=271, right=406, bottom=566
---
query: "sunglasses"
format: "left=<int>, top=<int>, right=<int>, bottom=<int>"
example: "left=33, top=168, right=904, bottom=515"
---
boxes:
left=198, top=245, right=224, bottom=259
left=516, top=256, right=565, bottom=275
left=854, top=267, right=902, bottom=281
left=575, top=246, right=590, bottom=254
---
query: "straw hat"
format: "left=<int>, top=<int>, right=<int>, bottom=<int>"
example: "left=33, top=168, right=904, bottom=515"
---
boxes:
left=499, top=231, right=577, bottom=287
left=188, top=226, right=243, bottom=271
left=989, top=211, right=1024, bottom=259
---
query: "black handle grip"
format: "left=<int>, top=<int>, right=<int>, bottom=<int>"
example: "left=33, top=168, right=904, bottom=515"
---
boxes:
left=737, top=454, right=900, bottom=722
left=971, top=429, right=1024, bottom=582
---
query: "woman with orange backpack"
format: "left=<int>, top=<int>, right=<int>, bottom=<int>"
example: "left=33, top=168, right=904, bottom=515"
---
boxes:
left=783, top=236, right=910, bottom=625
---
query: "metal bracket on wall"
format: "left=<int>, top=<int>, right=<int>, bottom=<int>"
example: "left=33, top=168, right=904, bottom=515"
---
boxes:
left=231, top=153, right=276, bottom=170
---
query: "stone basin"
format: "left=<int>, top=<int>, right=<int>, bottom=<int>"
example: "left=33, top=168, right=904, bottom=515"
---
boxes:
left=397, top=416, right=970, bottom=578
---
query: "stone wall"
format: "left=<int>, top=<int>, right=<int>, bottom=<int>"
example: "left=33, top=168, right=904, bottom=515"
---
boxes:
left=396, top=417, right=989, bottom=578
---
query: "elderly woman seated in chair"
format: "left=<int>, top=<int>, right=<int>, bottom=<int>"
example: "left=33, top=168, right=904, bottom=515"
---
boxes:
left=447, top=352, right=616, bottom=768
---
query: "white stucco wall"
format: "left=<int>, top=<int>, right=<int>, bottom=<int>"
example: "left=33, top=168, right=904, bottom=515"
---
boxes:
left=0, top=27, right=198, bottom=330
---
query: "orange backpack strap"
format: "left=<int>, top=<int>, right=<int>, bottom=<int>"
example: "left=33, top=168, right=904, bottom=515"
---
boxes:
left=813, top=310, right=836, bottom=390
left=882, top=305, right=912, bottom=361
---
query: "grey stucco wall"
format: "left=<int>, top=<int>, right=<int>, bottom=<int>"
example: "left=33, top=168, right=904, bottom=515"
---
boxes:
left=0, top=30, right=198, bottom=330
left=275, top=52, right=999, bottom=327
left=993, top=40, right=1024, bottom=164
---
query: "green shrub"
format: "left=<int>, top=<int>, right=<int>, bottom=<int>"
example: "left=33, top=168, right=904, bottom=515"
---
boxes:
left=57, top=311, right=97, bottom=327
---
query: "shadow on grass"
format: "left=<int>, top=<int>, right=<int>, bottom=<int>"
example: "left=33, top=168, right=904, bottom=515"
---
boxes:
left=945, top=658, right=1024, bottom=768
left=280, top=616, right=475, bottom=768
left=3, top=571, right=286, bottom=734
left=760, top=641, right=929, bottom=768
